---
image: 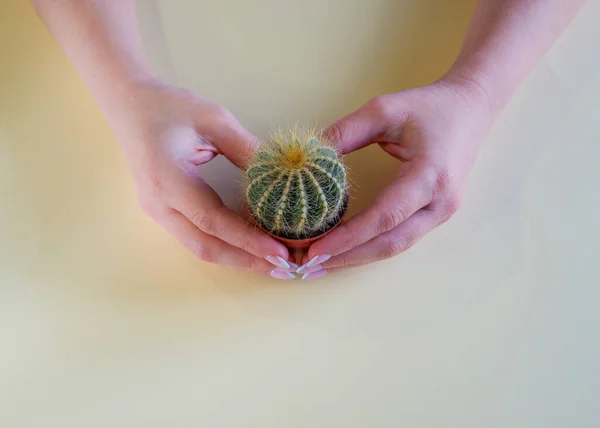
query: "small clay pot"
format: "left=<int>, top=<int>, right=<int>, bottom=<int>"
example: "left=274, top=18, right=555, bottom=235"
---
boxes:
left=242, top=200, right=347, bottom=251
left=260, top=216, right=344, bottom=250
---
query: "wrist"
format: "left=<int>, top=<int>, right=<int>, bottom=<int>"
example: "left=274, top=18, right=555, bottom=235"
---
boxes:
left=90, top=66, right=159, bottom=109
left=443, top=53, right=526, bottom=121
left=437, top=69, right=496, bottom=122
left=85, top=70, right=165, bottom=147
left=83, top=69, right=165, bottom=138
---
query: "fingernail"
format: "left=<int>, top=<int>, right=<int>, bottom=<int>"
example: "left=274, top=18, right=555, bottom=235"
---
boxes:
left=265, top=255, right=290, bottom=269
left=288, top=262, right=299, bottom=270
left=307, top=254, right=331, bottom=267
left=274, top=265, right=297, bottom=273
left=297, top=264, right=323, bottom=275
left=297, top=254, right=331, bottom=273
left=270, top=270, right=296, bottom=280
left=302, top=268, right=328, bottom=281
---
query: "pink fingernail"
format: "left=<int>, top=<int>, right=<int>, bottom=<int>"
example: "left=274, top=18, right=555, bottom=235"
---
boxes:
left=274, top=265, right=297, bottom=273
left=265, top=255, right=290, bottom=269
left=270, top=270, right=296, bottom=280
left=302, top=268, right=328, bottom=281
left=297, top=264, right=323, bottom=275
left=307, top=254, right=331, bottom=267
left=297, top=254, right=331, bottom=273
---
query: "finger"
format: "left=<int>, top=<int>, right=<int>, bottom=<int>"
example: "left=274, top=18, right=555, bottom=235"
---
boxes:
left=301, top=252, right=309, bottom=266
left=171, top=175, right=291, bottom=264
left=203, top=111, right=260, bottom=169
left=188, top=150, right=217, bottom=166
left=300, top=260, right=370, bottom=278
left=325, top=264, right=367, bottom=275
left=307, top=162, right=436, bottom=260
left=322, top=209, right=440, bottom=269
left=323, top=107, right=384, bottom=154
left=297, top=261, right=370, bottom=280
left=323, top=96, right=408, bottom=154
left=159, top=210, right=279, bottom=275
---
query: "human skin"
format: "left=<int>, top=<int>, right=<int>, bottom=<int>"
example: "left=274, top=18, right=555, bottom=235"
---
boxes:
left=30, top=0, right=296, bottom=279
left=30, top=0, right=585, bottom=280
left=300, top=0, right=585, bottom=278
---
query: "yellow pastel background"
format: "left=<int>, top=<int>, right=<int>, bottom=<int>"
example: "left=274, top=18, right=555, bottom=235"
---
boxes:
left=1, top=1, right=599, bottom=426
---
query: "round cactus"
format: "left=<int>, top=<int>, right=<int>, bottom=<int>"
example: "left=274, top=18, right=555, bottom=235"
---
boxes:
left=245, top=127, right=349, bottom=240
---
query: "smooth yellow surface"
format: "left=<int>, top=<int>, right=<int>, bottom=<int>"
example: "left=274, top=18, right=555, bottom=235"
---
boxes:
left=2, top=1, right=599, bottom=427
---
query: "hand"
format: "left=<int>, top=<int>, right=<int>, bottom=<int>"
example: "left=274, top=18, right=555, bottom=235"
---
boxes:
left=107, top=80, right=294, bottom=278
left=300, top=77, right=492, bottom=274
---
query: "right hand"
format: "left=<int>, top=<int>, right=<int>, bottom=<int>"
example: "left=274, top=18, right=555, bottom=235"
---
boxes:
left=105, top=79, right=295, bottom=279
left=298, top=77, right=491, bottom=278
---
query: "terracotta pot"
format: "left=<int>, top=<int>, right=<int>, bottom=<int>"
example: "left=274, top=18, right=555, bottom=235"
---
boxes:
left=261, top=217, right=344, bottom=250
left=242, top=199, right=348, bottom=251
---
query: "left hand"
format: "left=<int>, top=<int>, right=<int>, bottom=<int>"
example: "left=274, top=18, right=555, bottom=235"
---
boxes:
left=301, top=77, right=493, bottom=273
left=105, top=80, right=293, bottom=277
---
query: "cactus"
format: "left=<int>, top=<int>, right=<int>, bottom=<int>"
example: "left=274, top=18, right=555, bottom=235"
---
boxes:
left=245, top=126, right=349, bottom=240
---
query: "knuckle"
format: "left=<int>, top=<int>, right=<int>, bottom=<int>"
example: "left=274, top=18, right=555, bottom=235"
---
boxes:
left=145, top=171, right=164, bottom=197
left=445, top=193, right=462, bottom=215
left=138, top=197, right=154, bottom=217
left=237, top=232, right=255, bottom=254
left=242, top=255, right=258, bottom=272
left=138, top=196, right=160, bottom=219
left=440, top=194, right=462, bottom=222
left=434, top=166, right=453, bottom=194
left=340, top=230, right=362, bottom=253
left=191, top=210, right=215, bottom=233
left=378, top=207, right=407, bottom=233
left=138, top=174, right=165, bottom=218
left=191, top=240, right=214, bottom=263
left=337, top=251, right=354, bottom=268
left=209, top=105, right=234, bottom=126
left=332, top=223, right=360, bottom=253
left=381, top=238, right=405, bottom=259
left=367, top=95, right=386, bottom=111
left=367, top=95, right=393, bottom=120
left=326, top=123, right=345, bottom=144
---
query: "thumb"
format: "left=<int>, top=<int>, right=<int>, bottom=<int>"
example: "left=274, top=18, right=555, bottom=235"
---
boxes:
left=204, top=108, right=260, bottom=170
left=323, top=96, right=407, bottom=154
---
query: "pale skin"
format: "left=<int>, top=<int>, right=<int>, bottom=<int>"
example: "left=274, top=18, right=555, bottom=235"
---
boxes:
left=31, top=0, right=585, bottom=280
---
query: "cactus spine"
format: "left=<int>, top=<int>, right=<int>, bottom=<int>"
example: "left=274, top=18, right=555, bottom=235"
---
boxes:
left=245, top=127, right=349, bottom=240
